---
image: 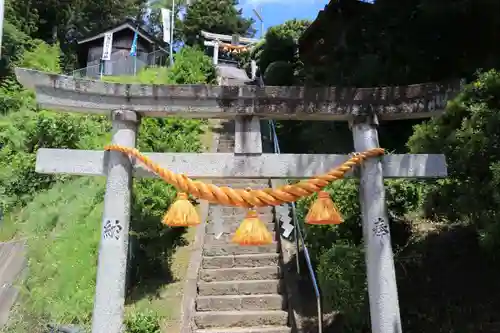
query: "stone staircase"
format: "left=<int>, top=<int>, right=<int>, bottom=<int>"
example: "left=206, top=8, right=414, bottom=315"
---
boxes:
left=0, top=240, right=26, bottom=327
left=193, top=121, right=290, bottom=333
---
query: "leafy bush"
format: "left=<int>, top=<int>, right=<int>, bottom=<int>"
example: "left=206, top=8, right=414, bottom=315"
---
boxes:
left=296, top=179, right=422, bottom=259
left=166, top=46, right=217, bottom=84
left=125, top=310, right=161, bottom=333
left=19, top=40, right=62, bottom=73
left=0, top=21, right=31, bottom=78
left=0, top=77, right=33, bottom=115
left=0, top=38, right=61, bottom=114
left=318, top=245, right=368, bottom=333
left=296, top=180, right=421, bottom=332
left=130, top=117, right=204, bottom=284
left=0, top=110, right=110, bottom=213
left=104, top=47, right=216, bottom=86
left=256, top=19, right=310, bottom=81
left=264, top=61, right=295, bottom=86
left=408, top=69, right=500, bottom=251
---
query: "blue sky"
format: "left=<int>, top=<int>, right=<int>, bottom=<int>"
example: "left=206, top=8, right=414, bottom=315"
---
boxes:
left=238, top=0, right=330, bottom=37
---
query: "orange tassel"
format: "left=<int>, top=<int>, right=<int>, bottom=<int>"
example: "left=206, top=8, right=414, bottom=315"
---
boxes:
left=162, top=192, right=200, bottom=227
left=305, top=191, right=343, bottom=225
left=232, top=209, right=273, bottom=246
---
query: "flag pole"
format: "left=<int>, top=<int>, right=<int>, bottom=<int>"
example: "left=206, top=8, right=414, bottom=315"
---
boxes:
left=130, top=25, right=139, bottom=76
left=169, top=0, right=174, bottom=66
left=0, top=0, right=4, bottom=59
left=135, top=25, right=138, bottom=76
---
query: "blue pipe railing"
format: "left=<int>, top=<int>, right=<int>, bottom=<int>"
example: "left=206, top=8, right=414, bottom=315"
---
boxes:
left=254, top=64, right=322, bottom=332
left=268, top=120, right=323, bottom=333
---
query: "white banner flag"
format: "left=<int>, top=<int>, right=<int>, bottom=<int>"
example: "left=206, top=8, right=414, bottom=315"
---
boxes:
left=161, top=8, right=171, bottom=44
left=101, top=32, right=113, bottom=61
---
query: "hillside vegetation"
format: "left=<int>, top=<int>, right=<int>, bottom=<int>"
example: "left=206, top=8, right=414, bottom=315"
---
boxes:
left=0, top=38, right=216, bottom=332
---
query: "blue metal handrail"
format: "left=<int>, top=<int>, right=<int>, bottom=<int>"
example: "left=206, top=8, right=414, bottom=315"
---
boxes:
left=268, top=120, right=323, bottom=333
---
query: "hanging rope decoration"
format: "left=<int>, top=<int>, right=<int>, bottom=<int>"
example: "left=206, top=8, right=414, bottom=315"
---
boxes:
left=219, top=42, right=250, bottom=54
left=104, top=145, right=385, bottom=245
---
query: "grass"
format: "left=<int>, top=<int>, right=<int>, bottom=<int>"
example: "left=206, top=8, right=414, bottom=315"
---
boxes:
left=102, top=67, right=171, bottom=85
left=126, top=226, right=197, bottom=332
left=1, top=177, right=105, bottom=332
left=0, top=122, right=214, bottom=333
left=125, top=120, right=214, bottom=333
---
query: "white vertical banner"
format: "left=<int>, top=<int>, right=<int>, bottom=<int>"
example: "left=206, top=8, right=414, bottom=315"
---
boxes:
left=161, top=8, right=171, bottom=44
left=0, top=0, right=5, bottom=59
left=101, top=32, right=113, bottom=61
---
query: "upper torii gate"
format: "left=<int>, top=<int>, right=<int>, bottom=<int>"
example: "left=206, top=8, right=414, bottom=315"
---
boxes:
left=15, top=67, right=461, bottom=333
left=201, top=30, right=260, bottom=66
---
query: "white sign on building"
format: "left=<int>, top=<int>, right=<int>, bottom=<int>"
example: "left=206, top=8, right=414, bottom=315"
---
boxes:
left=101, top=32, right=113, bottom=61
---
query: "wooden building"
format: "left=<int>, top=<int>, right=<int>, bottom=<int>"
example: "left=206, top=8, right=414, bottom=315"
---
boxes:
left=76, top=19, right=169, bottom=78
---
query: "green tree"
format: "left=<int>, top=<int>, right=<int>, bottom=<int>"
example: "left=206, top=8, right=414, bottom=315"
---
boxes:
left=5, top=0, right=145, bottom=71
left=299, top=0, right=500, bottom=87
left=180, top=0, right=255, bottom=47
left=257, top=19, right=310, bottom=83
left=408, top=69, right=500, bottom=251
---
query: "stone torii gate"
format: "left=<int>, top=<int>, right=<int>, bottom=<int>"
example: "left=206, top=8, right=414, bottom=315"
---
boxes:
left=15, top=67, right=461, bottom=333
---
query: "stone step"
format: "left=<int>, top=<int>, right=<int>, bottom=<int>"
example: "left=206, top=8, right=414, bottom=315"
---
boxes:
left=194, top=310, right=289, bottom=329
left=196, top=294, right=286, bottom=312
left=217, top=142, right=234, bottom=147
left=209, top=214, right=274, bottom=222
left=202, top=253, right=280, bottom=269
left=203, top=243, right=279, bottom=256
left=205, top=221, right=276, bottom=235
left=208, top=213, right=274, bottom=221
left=198, top=279, right=282, bottom=296
left=205, top=218, right=275, bottom=229
left=204, top=230, right=276, bottom=244
left=196, top=327, right=291, bottom=333
left=217, top=138, right=234, bottom=143
left=200, top=266, right=280, bottom=282
left=210, top=207, right=273, bottom=215
left=206, top=237, right=277, bottom=246
left=206, top=215, right=275, bottom=226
